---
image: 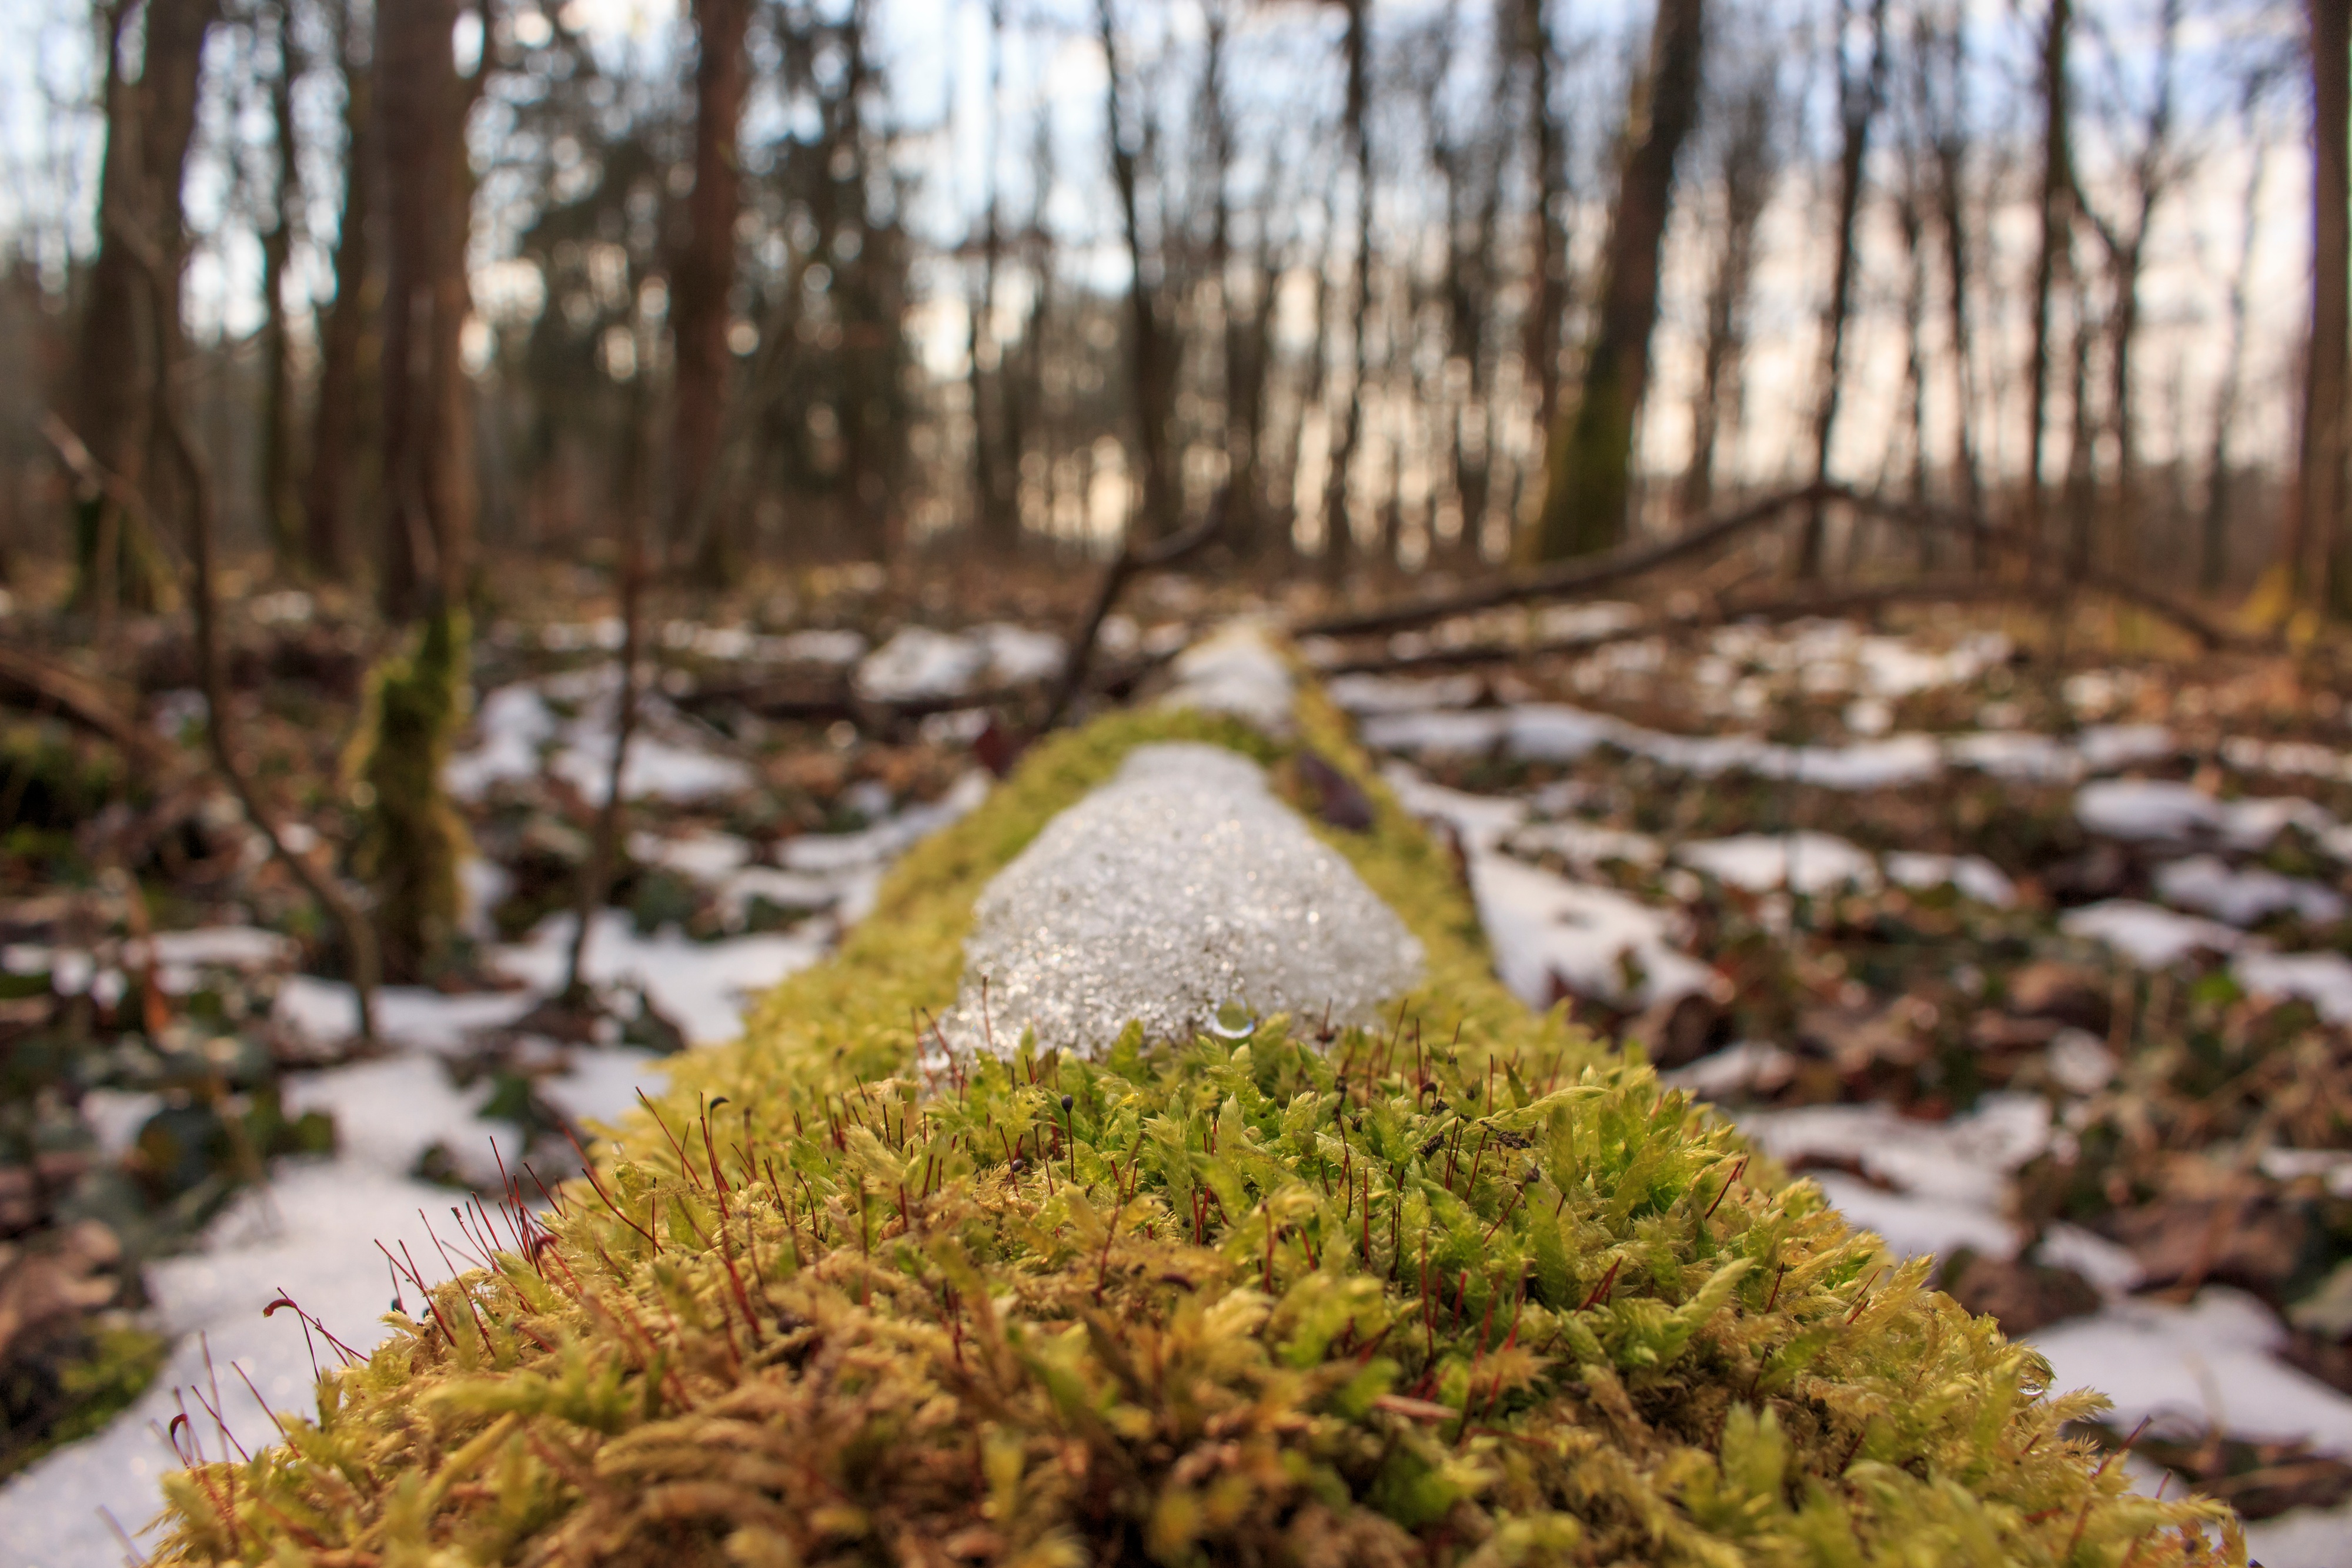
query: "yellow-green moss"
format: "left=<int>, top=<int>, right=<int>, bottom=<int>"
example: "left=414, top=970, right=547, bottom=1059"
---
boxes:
left=352, top=607, right=473, bottom=982
left=150, top=687, right=2243, bottom=1566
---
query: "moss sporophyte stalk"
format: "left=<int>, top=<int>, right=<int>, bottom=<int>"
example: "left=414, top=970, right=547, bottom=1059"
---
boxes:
left=152, top=677, right=2245, bottom=1566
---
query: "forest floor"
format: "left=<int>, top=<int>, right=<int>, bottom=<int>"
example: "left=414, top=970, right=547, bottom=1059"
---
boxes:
left=4, top=561, right=2352, bottom=1565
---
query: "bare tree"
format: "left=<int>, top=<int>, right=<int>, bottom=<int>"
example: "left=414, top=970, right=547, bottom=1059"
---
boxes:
left=1095, top=0, right=1179, bottom=544
left=674, top=0, right=753, bottom=582
left=1319, top=0, right=1377, bottom=583
left=2204, top=83, right=2274, bottom=592
left=964, top=2, right=1015, bottom=554
left=1516, top=0, right=1571, bottom=442
left=304, top=0, right=373, bottom=582
left=1913, top=0, right=1983, bottom=556
left=2024, top=0, right=2076, bottom=556
left=1681, top=62, right=1779, bottom=523
left=73, top=0, right=223, bottom=620
left=1796, top=0, right=1892, bottom=579
left=256, top=0, right=303, bottom=574
left=2075, top=0, right=2185, bottom=553
left=1534, top=0, right=1708, bottom=560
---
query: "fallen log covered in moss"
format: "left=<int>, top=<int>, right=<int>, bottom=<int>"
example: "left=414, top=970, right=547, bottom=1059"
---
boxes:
left=151, top=628, right=2241, bottom=1566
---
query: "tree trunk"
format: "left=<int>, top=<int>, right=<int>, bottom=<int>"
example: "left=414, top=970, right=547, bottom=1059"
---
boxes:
left=2204, top=123, right=2267, bottom=592
left=1533, top=0, right=1706, bottom=561
left=305, top=0, right=374, bottom=583
left=2024, top=0, right=2074, bottom=556
left=1795, top=0, right=1890, bottom=579
left=1319, top=0, right=1376, bottom=584
left=2300, top=0, right=2351, bottom=610
left=258, top=0, right=302, bottom=574
left=675, top=0, right=752, bottom=582
left=376, top=0, right=477, bottom=618
left=73, top=0, right=220, bottom=618
left=1518, top=0, right=1570, bottom=442
left=1680, top=69, right=1776, bottom=523
left=967, top=1, right=1015, bottom=556
left=1095, top=0, right=1178, bottom=544
left=1919, top=6, right=1984, bottom=560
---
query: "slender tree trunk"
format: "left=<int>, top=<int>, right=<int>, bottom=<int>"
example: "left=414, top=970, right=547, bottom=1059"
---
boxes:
left=305, top=0, right=373, bottom=582
left=1518, top=0, right=1569, bottom=440
left=258, top=0, right=302, bottom=574
left=1796, top=0, right=1891, bottom=579
left=1920, top=6, right=1984, bottom=560
left=376, top=0, right=477, bottom=617
left=2204, top=129, right=2267, bottom=592
left=1681, top=71, right=1776, bottom=523
left=1095, top=0, right=1178, bottom=543
left=674, top=0, right=751, bottom=582
left=967, top=1, right=1015, bottom=554
left=2299, top=0, right=2351, bottom=609
left=1534, top=0, right=1706, bottom=560
left=1319, top=0, right=1375, bottom=584
left=2024, top=0, right=2074, bottom=557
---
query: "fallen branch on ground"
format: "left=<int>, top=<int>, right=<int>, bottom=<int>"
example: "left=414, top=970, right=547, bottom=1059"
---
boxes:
left=1038, top=490, right=1226, bottom=734
left=0, top=642, right=180, bottom=773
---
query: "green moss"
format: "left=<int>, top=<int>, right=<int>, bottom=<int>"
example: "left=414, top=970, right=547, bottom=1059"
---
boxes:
left=150, top=685, right=2243, bottom=1566
left=1, top=1322, right=169, bottom=1483
left=353, top=607, right=473, bottom=982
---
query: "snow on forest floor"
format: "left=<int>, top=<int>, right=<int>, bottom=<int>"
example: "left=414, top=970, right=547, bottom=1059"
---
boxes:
left=10, top=598, right=2352, bottom=1562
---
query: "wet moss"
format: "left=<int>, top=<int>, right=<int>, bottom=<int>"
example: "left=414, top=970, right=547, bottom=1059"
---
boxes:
left=352, top=607, right=473, bottom=982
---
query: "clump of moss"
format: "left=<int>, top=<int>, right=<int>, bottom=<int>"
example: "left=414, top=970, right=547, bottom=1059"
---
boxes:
left=352, top=606, right=473, bottom=982
left=151, top=696, right=2243, bottom=1566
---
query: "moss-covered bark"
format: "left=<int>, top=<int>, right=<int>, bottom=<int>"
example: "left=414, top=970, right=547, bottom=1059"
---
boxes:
left=353, top=607, right=471, bottom=982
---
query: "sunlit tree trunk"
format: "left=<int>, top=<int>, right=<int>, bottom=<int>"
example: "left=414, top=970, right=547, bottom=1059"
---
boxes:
left=1319, top=0, right=1375, bottom=584
left=1533, top=0, right=1706, bottom=560
left=1681, top=69, right=1776, bottom=523
left=1095, top=0, right=1179, bottom=543
left=2024, top=0, right=2074, bottom=557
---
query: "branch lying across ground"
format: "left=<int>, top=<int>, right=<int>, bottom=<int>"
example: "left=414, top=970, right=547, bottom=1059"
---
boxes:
left=1298, top=483, right=1836, bottom=641
left=0, top=642, right=179, bottom=773
left=1299, top=479, right=2257, bottom=653
left=122, top=213, right=380, bottom=1042
left=1314, top=576, right=2029, bottom=677
left=1038, top=490, right=1226, bottom=734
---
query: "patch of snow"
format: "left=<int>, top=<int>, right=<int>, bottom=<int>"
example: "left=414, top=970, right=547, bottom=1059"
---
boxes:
left=779, top=771, right=991, bottom=873
left=458, top=855, right=511, bottom=938
left=1326, top=672, right=1488, bottom=714
left=2076, top=780, right=2220, bottom=841
left=2060, top=901, right=2244, bottom=967
left=937, top=743, right=1421, bottom=1058
left=773, top=628, right=868, bottom=666
left=552, top=725, right=753, bottom=805
left=1506, top=821, right=1666, bottom=870
left=1359, top=708, right=1512, bottom=755
left=2075, top=724, right=2176, bottom=773
left=2257, top=1148, right=2352, bottom=1198
left=80, top=1089, right=162, bottom=1160
left=2244, top=1499, right=2352, bottom=1568
left=2034, top=1224, right=2144, bottom=1296
left=628, top=828, right=756, bottom=883
left=1678, top=833, right=1880, bottom=895
left=498, top=912, right=827, bottom=1047
left=1735, top=1098, right=2051, bottom=1261
left=443, top=683, right=557, bottom=798
left=2031, top=1288, right=2352, bottom=1455
left=717, top=866, right=848, bottom=924
left=138, top=927, right=295, bottom=971
left=280, top=1055, right=500, bottom=1185
left=1160, top=623, right=1296, bottom=734
left=854, top=626, right=988, bottom=701
left=1465, top=851, right=1711, bottom=1010
left=1381, top=763, right=1528, bottom=853
left=1885, top=851, right=2018, bottom=908
left=1662, top=1041, right=1795, bottom=1100
left=2153, top=855, right=2344, bottom=926
left=1946, top=730, right=2082, bottom=783
left=974, top=623, right=1068, bottom=686
left=272, top=978, right=536, bottom=1057
left=2234, top=951, right=2352, bottom=1024
left=536, top=1047, right=670, bottom=1134
left=2223, top=736, right=2352, bottom=784
left=2046, top=1028, right=2119, bottom=1095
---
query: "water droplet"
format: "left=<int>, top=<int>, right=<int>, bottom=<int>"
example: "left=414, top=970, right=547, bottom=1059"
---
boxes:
left=1208, top=1000, right=1257, bottom=1039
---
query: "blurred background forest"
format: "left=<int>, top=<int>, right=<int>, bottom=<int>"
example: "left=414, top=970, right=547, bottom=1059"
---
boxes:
left=0, top=0, right=2343, bottom=617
